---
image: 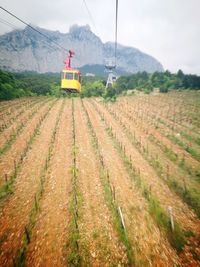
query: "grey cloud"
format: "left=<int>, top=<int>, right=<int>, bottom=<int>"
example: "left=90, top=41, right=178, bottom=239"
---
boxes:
left=0, top=0, right=199, bottom=74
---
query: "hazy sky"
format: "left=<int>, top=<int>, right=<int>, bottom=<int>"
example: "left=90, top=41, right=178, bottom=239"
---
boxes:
left=0, top=0, right=199, bottom=74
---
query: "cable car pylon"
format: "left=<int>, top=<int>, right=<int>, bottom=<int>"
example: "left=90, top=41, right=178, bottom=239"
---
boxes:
left=105, top=58, right=116, bottom=88
left=105, top=0, right=118, bottom=88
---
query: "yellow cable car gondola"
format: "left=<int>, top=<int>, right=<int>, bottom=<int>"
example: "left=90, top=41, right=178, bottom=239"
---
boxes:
left=61, top=50, right=81, bottom=93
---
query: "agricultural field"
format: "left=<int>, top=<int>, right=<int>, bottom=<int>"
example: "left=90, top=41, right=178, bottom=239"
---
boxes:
left=0, top=91, right=200, bottom=267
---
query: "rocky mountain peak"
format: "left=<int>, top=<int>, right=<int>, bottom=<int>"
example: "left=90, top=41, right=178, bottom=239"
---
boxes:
left=69, top=24, right=91, bottom=34
left=0, top=25, right=164, bottom=73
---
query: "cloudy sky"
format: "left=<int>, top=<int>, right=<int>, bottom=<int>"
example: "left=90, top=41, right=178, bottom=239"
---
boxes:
left=0, top=0, right=199, bottom=74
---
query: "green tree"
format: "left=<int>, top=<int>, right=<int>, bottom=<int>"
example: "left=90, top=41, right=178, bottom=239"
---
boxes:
left=80, top=80, right=105, bottom=97
left=0, top=83, right=15, bottom=100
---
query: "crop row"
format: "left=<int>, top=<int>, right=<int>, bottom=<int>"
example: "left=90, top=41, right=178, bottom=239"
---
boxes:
left=99, top=100, right=200, bottom=218
left=0, top=98, right=55, bottom=155
left=0, top=98, right=35, bottom=114
left=91, top=100, right=186, bottom=251
left=113, top=98, right=200, bottom=176
left=0, top=99, right=57, bottom=200
left=66, top=99, right=82, bottom=266
left=0, top=97, right=48, bottom=134
left=89, top=99, right=200, bottom=265
left=118, top=94, right=200, bottom=152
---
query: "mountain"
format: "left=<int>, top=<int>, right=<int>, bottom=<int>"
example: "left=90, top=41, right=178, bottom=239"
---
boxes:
left=0, top=25, right=163, bottom=74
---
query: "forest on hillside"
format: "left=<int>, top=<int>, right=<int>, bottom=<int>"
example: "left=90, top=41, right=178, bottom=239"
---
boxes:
left=0, top=69, right=200, bottom=100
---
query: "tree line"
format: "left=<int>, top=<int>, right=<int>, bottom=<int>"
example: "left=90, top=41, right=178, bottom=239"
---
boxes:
left=0, top=70, right=61, bottom=100
left=81, top=70, right=200, bottom=100
left=0, top=69, right=200, bottom=100
left=114, top=70, right=200, bottom=94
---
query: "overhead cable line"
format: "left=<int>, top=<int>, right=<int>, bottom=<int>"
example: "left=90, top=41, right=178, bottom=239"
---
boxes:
left=0, top=6, right=68, bottom=52
left=0, top=17, right=57, bottom=53
left=115, top=0, right=118, bottom=66
left=105, top=0, right=119, bottom=88
left=82, top=0, right=97, bottom=30
left=0, top=17, right=18, bottom=30
left=0, top=17, right=58, bottom=54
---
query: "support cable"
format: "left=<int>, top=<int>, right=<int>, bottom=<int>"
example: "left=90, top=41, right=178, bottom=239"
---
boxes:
left=0, top=17, right=57, bottom=53
left=0, top=17, right=18, bottom=30
left=115, top=0, right=118, bottom=67
left=82, top=0, right=97, bottom=29
left=0, top=6, right=68, bottom=52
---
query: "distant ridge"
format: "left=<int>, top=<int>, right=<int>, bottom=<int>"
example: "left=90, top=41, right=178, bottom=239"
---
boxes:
left=0, top=25, right=163, bottom=73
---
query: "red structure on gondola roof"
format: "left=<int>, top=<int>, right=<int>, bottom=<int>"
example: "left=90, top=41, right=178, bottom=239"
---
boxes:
left=64, top=50, right=75, bottom=70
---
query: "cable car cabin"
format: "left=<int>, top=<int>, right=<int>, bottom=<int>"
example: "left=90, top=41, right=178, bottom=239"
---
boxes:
left=61, top=69, right=81, bottom=93
left=61, top=50, right=81, bottom=93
